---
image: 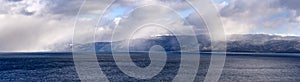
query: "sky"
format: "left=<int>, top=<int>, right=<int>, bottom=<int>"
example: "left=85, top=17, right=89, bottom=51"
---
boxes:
left=0, top=0, right=300, bottom=52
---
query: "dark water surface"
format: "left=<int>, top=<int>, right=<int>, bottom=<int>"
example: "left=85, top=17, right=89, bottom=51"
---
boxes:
left=0, top=53, right=300, bottom=82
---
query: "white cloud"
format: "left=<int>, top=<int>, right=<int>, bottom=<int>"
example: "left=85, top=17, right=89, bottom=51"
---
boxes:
left=221, top=18, right=255, bottom=35
left=112, top=4, right=196, bottom=41
left=218, top=0, right=300, bottom=35
left=115, top=0, right=191, bottom=11
left=0, top=0, right=44, bottom=15
left=0, top=15, right=74, bottom=52
left=296, top=16, right=300, bottom=22
left=113, top=17, right=122, bottom=25
left=0, top=0, right=117, bottom=52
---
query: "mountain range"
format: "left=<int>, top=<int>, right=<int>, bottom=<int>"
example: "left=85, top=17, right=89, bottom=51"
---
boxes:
left=71, top=34, right=300, bottom=53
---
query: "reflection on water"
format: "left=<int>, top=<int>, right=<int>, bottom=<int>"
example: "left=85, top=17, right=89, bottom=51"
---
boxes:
left=0, top=53, right=300, bottom=82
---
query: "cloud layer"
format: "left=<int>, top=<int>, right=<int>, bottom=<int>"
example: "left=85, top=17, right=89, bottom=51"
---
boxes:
left=0, top=0, right=300, bottom=52
left=0, top=0, right=82, bottom=52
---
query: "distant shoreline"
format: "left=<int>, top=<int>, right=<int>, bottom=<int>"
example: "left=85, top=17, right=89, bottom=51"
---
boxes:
left=0, top=52, right=299, bottom=58
left=0, top=51, right=300, bottom=54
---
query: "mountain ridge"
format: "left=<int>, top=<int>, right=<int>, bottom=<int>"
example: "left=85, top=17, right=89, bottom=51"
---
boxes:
left=70, top=34, right=300, bottom=53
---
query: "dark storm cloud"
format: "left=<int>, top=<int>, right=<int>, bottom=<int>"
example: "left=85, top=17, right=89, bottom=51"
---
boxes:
left=6, top=0, right=22, bottom=2
left=44, top=0, right=83, bottom=16
left=279, top=0, right=300, bottom=11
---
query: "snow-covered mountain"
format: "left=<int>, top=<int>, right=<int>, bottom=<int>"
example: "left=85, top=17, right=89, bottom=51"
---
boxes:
left=72, top=34, right=300, bottom=53
left=227, top=34, right=300, bottom=53
left=93, top=35, right=211, bottom=53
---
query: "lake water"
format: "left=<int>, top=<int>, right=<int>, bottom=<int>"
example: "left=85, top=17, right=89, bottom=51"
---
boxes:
left=0, top=53, right=300, bottom=82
